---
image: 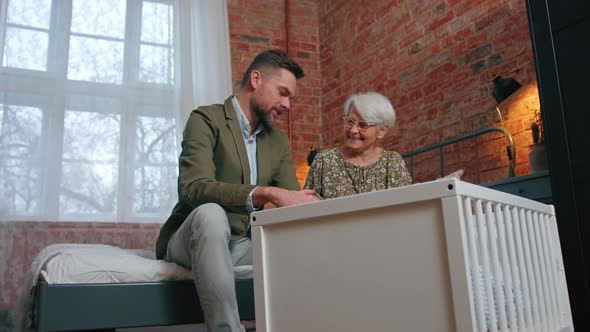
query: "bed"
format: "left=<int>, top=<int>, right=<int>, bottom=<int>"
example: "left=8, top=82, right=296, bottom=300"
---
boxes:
left=18, top=244, right=255, bottom=332
left=250, top=178, right=574, bottom=332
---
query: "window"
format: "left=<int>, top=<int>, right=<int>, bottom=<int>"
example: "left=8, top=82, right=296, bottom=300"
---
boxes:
left=0, top=0, right=179, bottom=222
left=2, top=0, right=52, bottom=71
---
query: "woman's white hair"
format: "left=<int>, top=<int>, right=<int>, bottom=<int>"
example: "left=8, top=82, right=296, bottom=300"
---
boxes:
left=343, top=92, right=396, bottom=128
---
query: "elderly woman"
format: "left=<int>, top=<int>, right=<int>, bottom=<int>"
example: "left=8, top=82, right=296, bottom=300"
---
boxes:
left=304, top=92, right=411, bottom=199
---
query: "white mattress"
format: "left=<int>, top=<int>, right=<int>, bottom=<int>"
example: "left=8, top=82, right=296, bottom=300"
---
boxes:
left=40, top=244, right=192, bottom=284
left=38, top=243, right=253, bottom=284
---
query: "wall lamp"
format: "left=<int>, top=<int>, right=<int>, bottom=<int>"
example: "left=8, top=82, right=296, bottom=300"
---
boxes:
left=492, top=75, right=522, bottom=104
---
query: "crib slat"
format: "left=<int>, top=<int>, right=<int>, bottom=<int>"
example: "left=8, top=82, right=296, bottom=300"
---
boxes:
left=523, top=210, right=541, bottom=330
left=533, top=212, right=552, bottom=331
left=475, top=199, right=498, bottom=331
left=463, top=197, right=487, bottom=332
left=503, top=206, right=522, bottom=332
left=494, top=203, right=516, bottom=331
left=485, top=202, right=508, bottom=331
left=513, top=208, right=533, bottom=330
left=458, top=197, right=480, bottom=332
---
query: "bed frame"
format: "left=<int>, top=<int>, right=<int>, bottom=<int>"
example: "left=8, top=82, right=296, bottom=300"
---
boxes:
left=34, top=279, right=254, bottom=331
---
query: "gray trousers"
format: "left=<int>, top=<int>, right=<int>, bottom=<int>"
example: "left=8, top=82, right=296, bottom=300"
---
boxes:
left=165, top=203, right=252, bottom=332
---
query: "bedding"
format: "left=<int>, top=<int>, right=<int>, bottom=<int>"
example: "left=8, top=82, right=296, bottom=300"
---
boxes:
left=39, top=244, right=192, bottom=284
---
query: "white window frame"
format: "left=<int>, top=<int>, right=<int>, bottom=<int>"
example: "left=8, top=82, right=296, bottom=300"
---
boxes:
left=0, top=0, right=179, bottom=223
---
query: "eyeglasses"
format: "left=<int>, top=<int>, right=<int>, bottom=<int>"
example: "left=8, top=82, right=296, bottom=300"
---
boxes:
left=342, top=116, right=376, bottom=131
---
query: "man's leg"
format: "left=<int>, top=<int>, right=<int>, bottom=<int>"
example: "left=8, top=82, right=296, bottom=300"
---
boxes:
left=165, top=203, right=245, bottom=332
left=229, top=236, right=252, bottom=267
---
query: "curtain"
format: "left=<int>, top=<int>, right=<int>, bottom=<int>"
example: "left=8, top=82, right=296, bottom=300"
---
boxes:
left=0, top=0, right=232, bottom=223
left=176, top=0, right=233, bottom=133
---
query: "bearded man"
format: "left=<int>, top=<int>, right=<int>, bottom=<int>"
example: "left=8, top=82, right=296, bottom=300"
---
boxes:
left=156, top=50, right=319, bottom=332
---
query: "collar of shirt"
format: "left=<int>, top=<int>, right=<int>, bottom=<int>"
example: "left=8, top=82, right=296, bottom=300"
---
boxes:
left=231, top=96, right=263, bottom=139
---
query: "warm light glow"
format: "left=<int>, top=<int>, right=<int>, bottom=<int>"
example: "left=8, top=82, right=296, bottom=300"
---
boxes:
left=296, top=161, right=311, bottom=189
left=495, top=79, right=542, bottom=175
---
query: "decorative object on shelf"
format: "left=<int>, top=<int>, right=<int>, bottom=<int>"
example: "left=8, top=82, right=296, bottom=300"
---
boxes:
left=529, top=107, right=548, bottom=172
left=530, top=107, right=544, bottom=144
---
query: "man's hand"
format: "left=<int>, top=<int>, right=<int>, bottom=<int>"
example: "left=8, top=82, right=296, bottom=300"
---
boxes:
left=252, top=187, right=320, bottom=208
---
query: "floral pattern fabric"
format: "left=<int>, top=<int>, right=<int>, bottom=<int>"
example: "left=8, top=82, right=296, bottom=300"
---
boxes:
left=304, top=147, right=412, bottom=199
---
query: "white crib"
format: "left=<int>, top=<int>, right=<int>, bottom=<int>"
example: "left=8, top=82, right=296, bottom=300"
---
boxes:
left=250, top=178, right=573, bottom=332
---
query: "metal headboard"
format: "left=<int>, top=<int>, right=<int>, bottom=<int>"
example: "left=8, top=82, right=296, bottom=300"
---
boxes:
left=402, top=127, right=516, bottom=182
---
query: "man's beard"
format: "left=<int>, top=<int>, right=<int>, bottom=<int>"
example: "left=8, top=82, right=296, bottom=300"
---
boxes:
left=251, top=98, right=274, bottom=130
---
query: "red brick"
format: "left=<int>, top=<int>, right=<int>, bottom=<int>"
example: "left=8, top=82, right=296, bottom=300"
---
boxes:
left=428, top=10, right=455, bottom=32
left=427, top=62, right=458, bottom=81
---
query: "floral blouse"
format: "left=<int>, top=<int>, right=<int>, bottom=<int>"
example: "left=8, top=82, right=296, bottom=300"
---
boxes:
left=304, top=147, right=412, bottom=199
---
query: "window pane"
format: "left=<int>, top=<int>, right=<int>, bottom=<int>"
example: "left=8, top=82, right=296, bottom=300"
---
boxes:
left=133, top=165, right=176, bottom=215
left=133, top=115, right=177, bottom=215
left=0, top=104, right=43, bottom=216
left=60, top=162, right=118, bottom=217
left=2, top=28, right=48, bottom=70
left=141, top=1, right=173, bottom=44
left=7, top=0, right=52, bottom=29
left=60, top=110, right=120, bottom=217
left=62, top=110, right=120, bottom=160
left=139, top=45, right=174, bottom=84
left=71, top=0, right=126, bottom=39
left=68, top=36, right=124, bottom=83
left=135, top=115, right=177, bottom=163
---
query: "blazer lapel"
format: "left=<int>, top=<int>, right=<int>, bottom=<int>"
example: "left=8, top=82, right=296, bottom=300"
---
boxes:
left=223, top=97, right=251, bottom=185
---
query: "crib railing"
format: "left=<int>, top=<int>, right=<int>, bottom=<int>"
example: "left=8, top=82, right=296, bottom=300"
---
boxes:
left=459, top=196, right=568, bottom=331
left=402, top=127, right=516, bottom=182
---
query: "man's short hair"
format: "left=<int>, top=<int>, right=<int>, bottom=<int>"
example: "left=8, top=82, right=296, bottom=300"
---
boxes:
left=240, top=50, right=304, bottom=88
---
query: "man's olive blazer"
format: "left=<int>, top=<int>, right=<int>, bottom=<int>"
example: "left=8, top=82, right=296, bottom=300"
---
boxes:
left=155, top=97, right=300, bottom=259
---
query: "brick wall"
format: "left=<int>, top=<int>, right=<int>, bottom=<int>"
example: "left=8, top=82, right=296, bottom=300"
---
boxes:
left=318, top=0, right=538, bottom=184
left=227, top=0, right=322, bottom=186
